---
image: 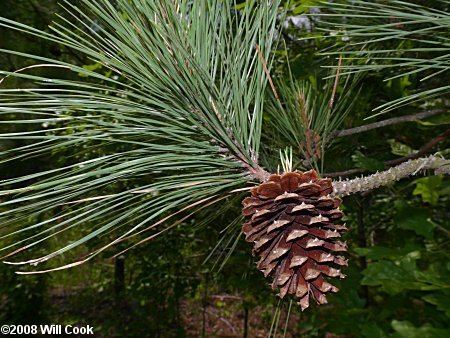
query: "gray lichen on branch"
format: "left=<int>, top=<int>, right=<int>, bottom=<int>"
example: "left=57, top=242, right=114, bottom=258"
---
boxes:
left=331, top=155, right=449, bottom=197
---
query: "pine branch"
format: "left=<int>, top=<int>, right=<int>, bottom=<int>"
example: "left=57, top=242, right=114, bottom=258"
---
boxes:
left=319, top=1, right=450, bottom=113
left=334, top=109, right=447, bottom=138
left=249, top=153, right=449, bottom=198
left=332, top=155, right=449, bottom=197
left=0, top=0, right=281, bottom=270
left=249, top=124, right=449, bottom=200
left=326, top=129, right=450, bottom=178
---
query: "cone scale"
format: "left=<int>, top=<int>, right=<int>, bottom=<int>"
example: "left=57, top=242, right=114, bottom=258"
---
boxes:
left=242, top=170, right=347, bottom=310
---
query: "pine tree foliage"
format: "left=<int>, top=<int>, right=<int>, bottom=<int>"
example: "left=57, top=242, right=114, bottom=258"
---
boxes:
left=0, top=0, right=448, bottom=316
left=265, top=74, right=361, bottom=171
left=0, top=0, right=279, bottom=272
left=318, top=0, right=450, bottom=113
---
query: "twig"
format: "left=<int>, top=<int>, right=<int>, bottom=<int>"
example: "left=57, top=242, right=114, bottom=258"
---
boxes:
left=386, top=128, right=450, bottom=166
left=332, top=155, right=449, bottom=197
left=334, top=108, right=446, bottom=137
left=326, top=128, right=450, bottom=178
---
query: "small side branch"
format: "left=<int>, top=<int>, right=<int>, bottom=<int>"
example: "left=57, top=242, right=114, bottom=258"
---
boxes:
left=386, top=128, right=450, bottom=166
left=334, top=109, right=446, bottom=138
left=326, top=128, right=450, bottom=178
left=332, top=155, right=449, bottom=197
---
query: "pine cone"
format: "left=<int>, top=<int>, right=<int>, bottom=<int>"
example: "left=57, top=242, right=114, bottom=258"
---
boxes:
left=242, top=170, right=347, bottom=310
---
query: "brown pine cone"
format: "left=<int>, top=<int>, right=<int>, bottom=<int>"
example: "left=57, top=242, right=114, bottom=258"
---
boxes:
left=242, top=170, right=347, bottom=310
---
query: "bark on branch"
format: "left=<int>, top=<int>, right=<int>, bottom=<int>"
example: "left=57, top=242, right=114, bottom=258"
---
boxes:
left=245, top=155, right=449, bottom=198
left=244, top=128, right=449, bottom=198
left=334, top=109, right=446, bottom=138
left=386, top=128, right=450, bottom=166
left=326, top=128, right=450, bottom=178
left=332, top=155, right=449, bottom=197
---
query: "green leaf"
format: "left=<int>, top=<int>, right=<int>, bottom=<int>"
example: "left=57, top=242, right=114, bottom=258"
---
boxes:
left=78, top=62, right=103, bottom=77
left=386, top=76, right=412, bottom=99
left=352, top=151, right=385, bottom=171
left=439, top=181, right=450, bottom=196
left=413, top=176, right=443, bottom=205
left=361, top=256, right=441, bottom=295
left=361, top=323, right=387, bottom=338
left=388, top=139, right=415, bottom=157
left=422, top=294, right=450, bottom=317
left=292, top=0, right=321, bottom=14
left=354, top=244, right=420, bottom=260
left=394, top=202, right=435, bottom=239
left=391, top=320, right=450, bottom=338
left=418, top=112, right=450, bottom=126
